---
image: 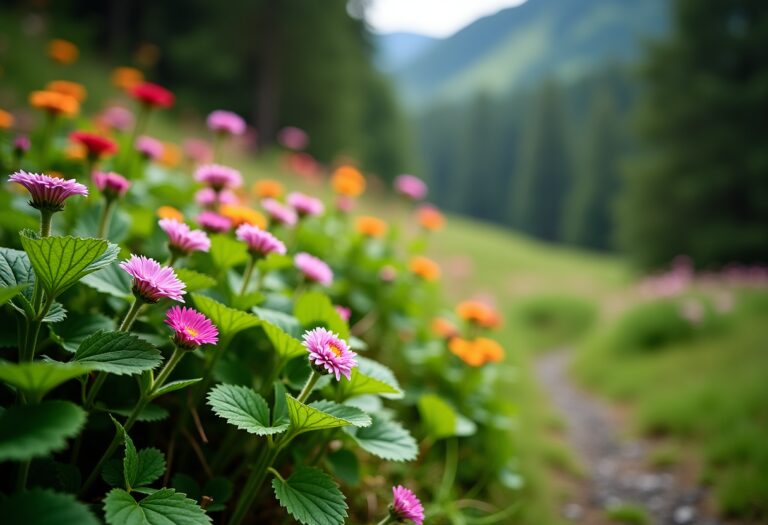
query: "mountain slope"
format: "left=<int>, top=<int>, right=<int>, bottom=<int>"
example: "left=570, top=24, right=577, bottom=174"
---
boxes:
left=373, top=31, right=437, bottom=72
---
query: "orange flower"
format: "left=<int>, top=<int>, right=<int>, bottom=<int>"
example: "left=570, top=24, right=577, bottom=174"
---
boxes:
left=356, top=216, right=388, bottom=238
left=477, top=337, right=505, bottom=363
left=111, top=67, right=144, bottom=91
left=331, top=165, right=366, bottom=197
left=66, top=143, right=87, bottom=160
left=29, top=90, right=79, bottom=117
left=160, top=142, right=182, bottom=168
left=0, top=109, right=13, bottom=129
left=431, top=317, right=459, bottom=339
left=448, top=337, right=505, bottom=366
left=253, top=179, right=284, bottom=199
left=409, top=256, right=440, bottom=281
left=220, top=204, right=267, bottom=229
left=157, top=206, right=184, bottom=221
left=48, top=39, right=79, bottom=64
left=46, top=80, right=87, bottom=102
left=456, top=300, right=501, bottom=329
left=417, top=205, right=445, bottom=231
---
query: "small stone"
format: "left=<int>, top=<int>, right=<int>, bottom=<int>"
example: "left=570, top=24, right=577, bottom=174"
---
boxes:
left=673, top=505, right=695, bottom=524
left=563, top=503, right=584, bottom=521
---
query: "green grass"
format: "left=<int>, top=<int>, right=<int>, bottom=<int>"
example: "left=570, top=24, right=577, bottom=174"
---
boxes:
left=605, top=503, right=649, bottom=525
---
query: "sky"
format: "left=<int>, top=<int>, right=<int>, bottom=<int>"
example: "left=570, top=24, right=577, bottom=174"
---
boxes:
left=366, top=0, right=527, bottom=38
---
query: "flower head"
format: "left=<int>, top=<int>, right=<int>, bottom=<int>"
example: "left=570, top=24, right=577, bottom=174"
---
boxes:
left=409, top=256, right=441, bottom=281
left=220, top=204, right=267, bottom=228
left=394, top=175, right=427, bottom=201
left=112, top=67, right=144, bottom=91
left=9, top=171, right=88, bottom=212
left=157, top=206, right=184, bottom=221
left=331, top=165, right=366, bottom=197
left=119, top=255, right=186, bottom=303
left=101, top=106, right=134, bottom=132
left=46, top=80, right=87, bottom=102
left=335, top=305, right=351, bottom=322
left=13, top=135, right=30, bottom=154
left=253, top=179, right=284, bottom=199
left=0, top=109, right=14, bottom=129
left=160, top=142, right=182, bottom=168
left=356, top=216, right=388, bottom=238
left=195, top=187, right=238, bottom=208
left=159, top=218, right=211, bottom=255
left=431, top=317, right=459, bottom=339
left=302, top=327, right=357, bottom=380
left=449, top=337, right=504, bottom=367
left=417, top=205, right=445, bottom=231
left=287, top=192, right=324, bottom=217
left=277, top=126, right=309, bottom=150
left=48, top=39, right=78, bottom=64
left=194, top=164, right=243, bottom=191
left=29, top=90, right=79, bottom=117
left=136, top=135, right=164, bottom=160
left=236, top=224, right=286, bottom=257
left=70, top=131, right=117, bottom=159
left=165, top=306, right=218, bottom=349
left=130, top=82, right=175, bottom=109
left=295, top=253, right=333, bottom=286
left=456, top=300, right=501, bottom=329
left=93, top=171, right=131, bottom=200
left=262, top=198, right=298, bottom=227
left=207, top=110, right=246, bottom=136
left=390, top=486, right=425, bottom=525
left=196, top=211, right=232, bottom=233
left=183, top=138, right=213, bottom=164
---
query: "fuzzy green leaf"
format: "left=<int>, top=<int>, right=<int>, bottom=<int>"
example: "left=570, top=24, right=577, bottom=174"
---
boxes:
left=337, top=356, right=403, bottom=400
left=418, top=394, right=459, bottom=440
left=0, top=488, right=99, bottom=525
left=192, top=293, right=260, bottom=339
left=151, top=378, right=202, bottom=399
left=252, top=306, right=302, bottom=337
left=0, top=283, right=27, bottom=306
left=0, top=401, right=86, bottom=460
left=103, top=488, right=212, bottom=525
left=344, top=414, right=418, bottom=461
left=261, top=320, right=306, bottom=360
left=49, top=312, right=116, bottom=352
left=80, top=261, right=132, bottom=299
left=74, top=330, right=162, bottom=375
left=175, top=268, right=216, bottom=292
left=0, top=360, right=91, bottom=399
left=286, top=395, right=353, bottom=436
left=209, top=233, right=248, bottom=270
left=272, top=466, right=347, bottom=525
left=207, top=384, right=289, bottom=435
left=294, top=291, right=349, bottom=340
left=308, top=400, right=371, bottom=428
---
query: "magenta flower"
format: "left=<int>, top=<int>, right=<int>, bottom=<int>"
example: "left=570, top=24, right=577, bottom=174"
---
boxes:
left=262, top=198, right=298, bottom=227
left=135, top=135, right=164, bottom=161
left=159, top=218, right=211, bottom=255
left=335, top=195, right=354, bottom=213
left=101, top=106, right=134, bottom=132
left=277, top=126, right=309, bottom=150
left=379, top=265, right=397, bottom=283
left=236, top=224, right=286, bottom=257
left=196, top=211, right=232, bottom=233
left=119, top=255, right=186, bottom=303
left=294, top=252, right=333, bottom=286
left=183, top=138, right=212, bottom=164
left=287, top=192, right=324, bottom=217
left=194, top=164, right=243, bottom=191
left=394, top=175, right=428, bottom=201
left=9, top=171, right=88, bottom=211
left=195, top=187, right=237, bottom=208
left=13, top=135, right=31, bottom=153
left=302, top=327, right=357, bottom=381
left=335, top=305, right=351, bottom=322
left=391, top=486, right=424, bottom=525
left=93, top=171, right=130, bottom=200
left=207, top=110, right=246, bottom=136
left=165, top=306, right=218, bottom=349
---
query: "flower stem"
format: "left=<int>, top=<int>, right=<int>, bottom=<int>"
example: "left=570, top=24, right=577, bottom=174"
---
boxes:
left=376, top=516, right=396, bottom=525
left=297, top=370, right=321, bottom=403
left=39, top=209, right=53, bottom=238
left=97, top=198, right=116, bottom=239
left=153, top=346, right=185, bottom=388
left=227, top=444, right=281, bottom=525
left=118, top=298, right=144, bottom=332
left=238, top=256, right=256, bottom=297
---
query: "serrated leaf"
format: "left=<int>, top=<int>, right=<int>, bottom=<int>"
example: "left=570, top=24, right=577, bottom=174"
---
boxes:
left=256, top=252, right=292, bottom=272
left=0, top=246, right=34, bottom=294
left=150, top=378, right=202, bottom=399
left=209, top=233, right=248, bottom=270
left=0, top=401, right=86, bottom=460
left=134, top=448, right=166, bottom=487
left=50, top=312, right=116, bottom=352
left=272, top=466, right=347, bottom=525
left=418, top=394, right=459, bottom=440
left=0, top=360, right=91, bottom=399
left=207, top=384, right=289, bottom=435
left=74, top=330, right=162, bottom=375
left=103, top=488, right=212, bottom=525
left=175, top=268, right=216, bottom=292
left=122, top=428, right=139, bottom=491
left=308, top=400, right=371, bottom=428
left=20, top=232, right=119, bottom=298
left=337, top=356, right=403, bottom=400
left=80, top=261, right=132, bottom=299
left=230, top=290, right=264, bottom=311
left=261, top=320, right=305, bottom=360
left=0, top=283, right=27, bottom=305
left=252, top=306, right=301, bottom=337
left=43, top=301, right=67, bottom=323
left=285, top=395, right=352, bottom=436
left=294, top=291, right=349, bottom=340
left=0, top=488, right=99, bottom=525
left=344, top=414, right=418, bottom=461
left=192, top=293, right=259, bottom=339
left=108, top=404, right=169, bottom=422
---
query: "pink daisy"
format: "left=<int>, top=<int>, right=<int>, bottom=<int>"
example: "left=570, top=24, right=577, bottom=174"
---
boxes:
left=195, top=187, right=237, bottom=208
left=277, top=126, right=309, bottom=150
left=394, top=175, right=428, bottom=201
left=159, top=218, right=211, bottom=255
left=135, top=135, right=164, bottom=161
left=335, top=305, right=351, bottom=322
left=101, top=106, right=134, bottom=132
left=294, top=252, right=333, bottom=286
left=391, top=486, right=424, bottom=525
left=93, top=171, right=130, bottom=199
left=9, top=171, right=88, bottom=211
left=262, top=198, right=298, bottom=227
left=165, top=306, right=218, bottom=349
left=207, top=110, right=246, bottom=136
left=13, top=135, right=31, bottom=153
left=194, top=164, right=243, bottom=191
left=196, top=211, right=232, bottom=233
left=236, top=224, right=286, bottom=257
left=302, top=327, right=357, bottom=381
left=287, top=192, right=324, bottom=217
left=119, top=255, right=186, bottom=303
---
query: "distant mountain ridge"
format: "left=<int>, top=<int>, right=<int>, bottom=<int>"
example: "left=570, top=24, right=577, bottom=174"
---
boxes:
left=373, top=31, right=437, bottom=72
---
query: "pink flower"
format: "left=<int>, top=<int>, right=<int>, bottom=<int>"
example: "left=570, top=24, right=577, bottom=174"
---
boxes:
left=195, top=187, right=237, bottom=208
left=302, top=327, right=357, bottom=381
left=8, top=170, right=88, bottom=211
left=335, top=195, right=355, bottom=213
left=135, top=135, right=164, bottom=160
left=379, top=265, right=397, bottom=283
left=93, top=171, right=130, bottom=199
left=394, top=174, right=428, bottom=201
left=196, top=211, right=232, bottom=233
left=194, top=164, right=243, bottom=191
left=207, top=110, right=246, bottom=136
left=262, top=198, right=298, bottom=226
left=277, top=126, right=309, bottom=150
left=101, top=106, right=134, bottom=132
left=391, top=486, right=424, bottom=525
left=335, top=305, right=351, bottom=322
left=159, top=218, right=211, bottom=255
left=165, top=306, right=218, bottom=349
left=13, top=135, right=31, bottom=153
left=183, top=138, right=213, bottom=164
left=294, top=252, right=333, bottom=286
left=236, top=224, right=286, bottom=257
left=287, top=192, right=324, bottom=217
left=119, top=254, right=186, bottom=303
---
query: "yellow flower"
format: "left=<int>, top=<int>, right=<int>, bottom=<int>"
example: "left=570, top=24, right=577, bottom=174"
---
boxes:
left=356, top=216, right=388, bottom=238
left=46, top=80, right=87, bottom=102
left=112, top=67, right=144, bottom=91
left=157, top=206, right=184, bottom=221
left=409, top=256, right=440, bottom=281
left=0, top=109, right=13, bottom=129
left=220, top=204, right=267, bottom=229
left=252, top=179, right=284, bottom=199
left=331, top=165, right=366, bottom=197
left=48, top=39, right=79, bottom=64
left=29, top=90, right=79, bottom=117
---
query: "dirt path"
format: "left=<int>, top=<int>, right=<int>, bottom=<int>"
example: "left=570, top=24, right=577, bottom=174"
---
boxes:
left=534, top=350, right=722, bottom=525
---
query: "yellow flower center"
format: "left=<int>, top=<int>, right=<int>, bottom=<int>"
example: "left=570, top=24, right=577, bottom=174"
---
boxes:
left=184, top=326, right=199, bottom=338
left=329, top=344, right=342, bottom=357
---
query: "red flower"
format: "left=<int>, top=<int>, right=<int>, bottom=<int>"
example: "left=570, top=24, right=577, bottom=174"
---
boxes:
left=70, top=131, right=118, bottom=158
left=130, top=82, right=175, bottom=109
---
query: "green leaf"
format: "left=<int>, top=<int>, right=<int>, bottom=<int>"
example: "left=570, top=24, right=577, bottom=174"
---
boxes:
left=230, top=290, right=265, bottom=311
left=207, top=384, right=289, bottom=435
left=74, top=330, right=162, bottom=375
left=308, top=400, right=371, bottom=428
left=0, top=488, right=99, bottom=525
left=20, top=231, right=119, bottom=298
left=344, top=414, right=418, bottom=461
left=261, top=320, right=306, bottom=360
left=326, top=448, right=360, bottom=486
left=418, top=394, right=459, bottom=440
left=50, top=312, right=115, bottom=352
left=337, top=356, right=403, bottom=400
left=271, top=466, right=347, bottom=525
left=256, top=252, right=292, bottom=272
left=103, top=488, right=212, bottom=525
left=285, top=395, right=353, bottom=436
left=0, top=360, right=91, bottom=399
left=122, top=427, right=139, bottom=491
left=150, top=378, right=202, bottom=399
left=134, top=448, right=166, bottom=488
left=0, top=246, right=34, bottom=292
left=43, top=301, right=67, bottom=323
left=192, top=293, right=260, bottom=339
left=0, top=283, right=27, bottom=306
left=294, top=291, right=349, bottom=340
left=80, top=261, right=132, bottom=299
left=209, top=233, right=248, bottom=270
left=175, top=268, right=216, bottom=292
left=108, top=404, right=169, bottom=422
left=252, top=306, right=301, bottom=337
left=0, top=401, right=86, bottom=460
